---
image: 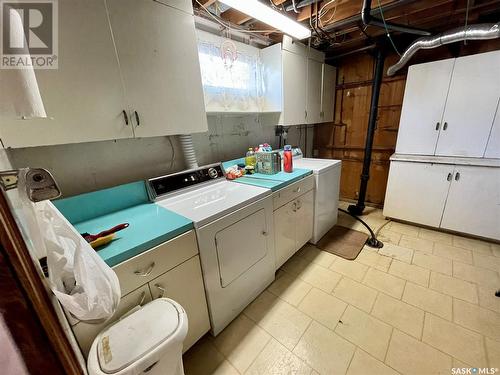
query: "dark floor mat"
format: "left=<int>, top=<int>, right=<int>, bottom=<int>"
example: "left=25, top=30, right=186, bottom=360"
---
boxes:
left=316, top=225, right=369, bottom=260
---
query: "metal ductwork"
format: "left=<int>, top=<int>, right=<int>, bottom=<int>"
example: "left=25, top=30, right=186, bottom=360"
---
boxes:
left=387, top=22, right=500, bottom=76
left=178, top=134, right=199, bottom=169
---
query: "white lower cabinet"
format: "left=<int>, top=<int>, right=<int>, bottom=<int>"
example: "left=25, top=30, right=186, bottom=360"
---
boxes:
left=441, top=166, right=500, bottom=240
left=383, top=161, right=453, bottom=227
left=384, top=159, right=500, bottom=240
left=274, top=201, right=297, bottom=268
left=274, top=180, right=314, bottom=269
left=70, top=230, right=210, bottom=357
left=149, top=256, right=210, bottom=351
left=295, top=190, right=314, bottom=247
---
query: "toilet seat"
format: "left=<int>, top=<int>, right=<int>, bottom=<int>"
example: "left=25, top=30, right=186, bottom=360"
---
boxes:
left=87, top=298, right=188, bottom=375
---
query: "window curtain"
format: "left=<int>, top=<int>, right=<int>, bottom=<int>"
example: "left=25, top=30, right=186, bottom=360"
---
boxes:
left=197, top=37, right=263, bottom=112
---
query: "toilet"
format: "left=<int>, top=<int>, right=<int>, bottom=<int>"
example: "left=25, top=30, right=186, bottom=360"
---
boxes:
left=87, top=298, right=188, bottom=375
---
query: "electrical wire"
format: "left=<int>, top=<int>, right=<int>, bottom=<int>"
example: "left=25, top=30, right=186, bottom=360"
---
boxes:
left=168, top=136, right=175, bottom=170
left=376, top=0, right=401, bottom=57
left=464, top=0, right=470, bottom=45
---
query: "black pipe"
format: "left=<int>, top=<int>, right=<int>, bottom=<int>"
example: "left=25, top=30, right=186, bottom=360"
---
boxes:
left=348, top=48, right=385, bottom=216
left=338, top=208, right=383, bottom=248
left=361, top=0, right=430, bottom=36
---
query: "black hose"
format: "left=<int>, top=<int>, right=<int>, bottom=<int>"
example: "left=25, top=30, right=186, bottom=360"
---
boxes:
left=338, top=208, right=384, bottom=248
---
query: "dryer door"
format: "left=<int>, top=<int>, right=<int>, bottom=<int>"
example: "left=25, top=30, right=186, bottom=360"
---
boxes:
left=215, top=209, right=268, bottom=287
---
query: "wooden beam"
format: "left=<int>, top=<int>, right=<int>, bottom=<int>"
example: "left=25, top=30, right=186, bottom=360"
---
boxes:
left=221, top=8, right=252, bottom=25
left=201, top=0, right=217, bottom=6
left=298, top=0, right=396, bottom=25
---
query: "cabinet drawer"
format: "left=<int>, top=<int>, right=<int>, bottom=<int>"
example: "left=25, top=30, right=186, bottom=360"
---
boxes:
left=113, top=230, right=198, bottom=295
left=72, top=284, right=153, bottom=357
left=273, top=175, right=314, bottom=210
left=149, top=255, right=210, bottom=352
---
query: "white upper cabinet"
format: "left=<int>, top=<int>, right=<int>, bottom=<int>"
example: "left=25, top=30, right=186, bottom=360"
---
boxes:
left=280, top=49, right=308, bottom=125
left=260, top=43, right=283, bottom=113
left=435, top=50, right=500, bottom=157
left=395, top=58, right=454, bottom=155
left=0, top=0, right=131, bottom=148
left=106, top=0, right=207, bottom=137
left=321, top=64, right=336, bottom=123
left=485, top=99, right=500, bottom=158
left=260, top=36, right=332, bottom=126
left=0, top=0, right=206, bottom=148
left=306, top=58, right=323, bottom=124
left=395, top=50, right=500, bottom=158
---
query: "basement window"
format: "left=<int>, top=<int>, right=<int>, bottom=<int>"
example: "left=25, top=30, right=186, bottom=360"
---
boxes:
left=197, top=38, right=262, bottom=111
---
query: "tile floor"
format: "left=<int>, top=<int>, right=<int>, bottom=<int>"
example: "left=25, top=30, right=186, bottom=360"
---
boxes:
left=183, top=202, right=500, bottom=375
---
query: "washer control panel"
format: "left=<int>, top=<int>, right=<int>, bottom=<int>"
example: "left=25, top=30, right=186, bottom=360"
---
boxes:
left=147, top=163, right=225, bottom=199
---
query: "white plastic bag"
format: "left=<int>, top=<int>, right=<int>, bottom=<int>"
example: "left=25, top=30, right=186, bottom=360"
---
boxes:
left=15, top=171, right=121, bottom=322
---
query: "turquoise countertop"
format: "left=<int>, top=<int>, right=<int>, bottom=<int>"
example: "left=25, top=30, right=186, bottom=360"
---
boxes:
left=54, top=181, right=193, bottom=267
left=223, top=158, right=312, bottom=191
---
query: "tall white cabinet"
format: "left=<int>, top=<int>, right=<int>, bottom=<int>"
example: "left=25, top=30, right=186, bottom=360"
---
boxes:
left=385, top=50, right=500, bottom=241
left=0, top=0, right=207, bottom=148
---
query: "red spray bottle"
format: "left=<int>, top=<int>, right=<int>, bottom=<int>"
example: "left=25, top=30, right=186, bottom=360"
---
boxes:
left=283, top=145, right=293, bottom=173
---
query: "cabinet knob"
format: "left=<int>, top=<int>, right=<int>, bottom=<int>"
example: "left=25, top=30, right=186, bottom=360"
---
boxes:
left=447, top=172, right=452, bottom=181
left=138, top=291, right=146, bottom=306
left=262, top=231, right=268, bottom=236
left=435, top=122, right=440, bottom=131
left=154, top=284, right=166, bottom=298
left=134, top=262, right=155, bottom=277
left=443, top=122, right=448, bottom=130
left=296, top=200, right=302, bottom=210
left=134, top=110, right=140, bottom=126
left=122, top=110, right=129, bottom=126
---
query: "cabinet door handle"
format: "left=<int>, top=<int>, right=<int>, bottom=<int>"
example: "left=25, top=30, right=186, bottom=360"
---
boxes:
left=122, top=110, right=129, bottom=125
left=134, top=110, right=140, bottom=126
left=293, top=187, right=301, bottom=193
left=134, top=262, right=155, bottom=277
left=262, top=230, right=268, bottom=236
left=292, top=202, right=297, bottom=212
left=304, top=110, right=307, bottom=119
left=296, top=200, right=302, bottom=210
left=443, top=122, right=448, bottom=130
left=447, top=172, right=452, bottom=181
left=154, top=284, right=166, bottom=298
left=138, top=291, right=146, bottom=306
left=435, top=122, right=440, bottom=131
left=455, top=172, right=460, bottom=181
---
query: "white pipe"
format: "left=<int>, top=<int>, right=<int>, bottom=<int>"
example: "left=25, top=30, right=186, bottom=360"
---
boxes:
left=178, top=134, right=199, bottom=169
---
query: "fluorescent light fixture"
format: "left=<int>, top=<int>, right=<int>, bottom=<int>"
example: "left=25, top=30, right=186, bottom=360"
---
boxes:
left=218, top=0, right=311, bottom=40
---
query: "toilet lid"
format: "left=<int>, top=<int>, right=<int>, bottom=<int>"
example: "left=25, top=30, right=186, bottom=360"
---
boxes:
left=97, top=298, right=181, bottom=374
